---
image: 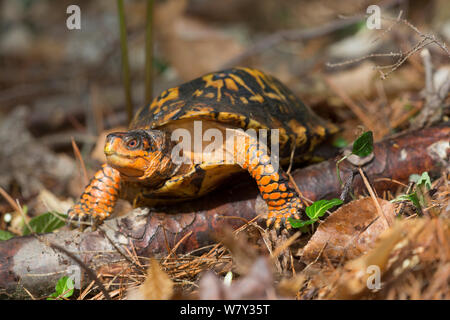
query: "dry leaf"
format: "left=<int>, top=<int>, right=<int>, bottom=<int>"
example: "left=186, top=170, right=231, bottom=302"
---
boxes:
left=127, top=259, right=173, bottom=300
left=299, top=217, right=449, bottom=300
left=301, top=197, right=396, bottom=265
left=330, top=218, right=427, bottom=299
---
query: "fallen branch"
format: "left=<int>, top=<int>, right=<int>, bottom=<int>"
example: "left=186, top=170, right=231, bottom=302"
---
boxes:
left=0, top=124, right=448, bottom=299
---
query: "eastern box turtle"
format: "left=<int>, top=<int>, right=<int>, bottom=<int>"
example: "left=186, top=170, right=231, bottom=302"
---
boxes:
left=68, top=67, right=337, bottom=229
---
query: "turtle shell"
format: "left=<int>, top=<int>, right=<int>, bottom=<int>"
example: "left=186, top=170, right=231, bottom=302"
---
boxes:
left=131, top=67, right=337, bottom=159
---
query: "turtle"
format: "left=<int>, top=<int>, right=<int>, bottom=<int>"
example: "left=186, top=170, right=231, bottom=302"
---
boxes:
left=67, top=67, right=338, bottom=229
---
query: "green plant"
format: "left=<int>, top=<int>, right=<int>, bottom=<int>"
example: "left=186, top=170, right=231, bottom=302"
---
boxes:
left=47, top=276, right=74, bottom=300
left=0, top=230, right=14, bottom=241
left=392, top=172, right=432, bottom=212
left=336, top=131, right=374, bottom=185
left=22, top=211, right=66, bottom=235
left=288, top=198, right=343, bottom=229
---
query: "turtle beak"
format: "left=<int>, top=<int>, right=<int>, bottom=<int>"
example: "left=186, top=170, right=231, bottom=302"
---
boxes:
left=104, top=133, right=124, bottom=155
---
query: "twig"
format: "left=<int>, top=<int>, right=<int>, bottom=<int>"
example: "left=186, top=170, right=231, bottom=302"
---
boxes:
left=98, top=227, right=146, bottom=273
left=377, top=38, right=434, bottom=80
left=117, top=0, right=134, bottom=125
left=145, top=0, right=154, bottom=105
left=71, top=137, right=89, bottom=186
left=287, top=143, right=296, bottom=175
left=272, top=232, right=300, bottom=258
left=358, top=167, right=391, bottom=227
left=163, top=231, right=193, bottom=264
left=22, top=287, right=36, bottom=300
left=326, top=52, right=403, bottom=68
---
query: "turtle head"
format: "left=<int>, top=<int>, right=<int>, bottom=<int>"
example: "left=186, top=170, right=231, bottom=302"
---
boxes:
left=104, top=129, right=174, bottom=182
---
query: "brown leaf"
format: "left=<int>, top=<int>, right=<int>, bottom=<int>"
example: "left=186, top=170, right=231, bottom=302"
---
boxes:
left=127, top=258, right=173, bottom=300
left=330, top=218, right=427, bottom=299
left=300, top=197, right=396, bottom=265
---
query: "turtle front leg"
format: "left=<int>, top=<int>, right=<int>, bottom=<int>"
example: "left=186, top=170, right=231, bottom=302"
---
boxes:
left=234, top=134, right=304, bottom=229
left=67, top=164, right=121, bottom=229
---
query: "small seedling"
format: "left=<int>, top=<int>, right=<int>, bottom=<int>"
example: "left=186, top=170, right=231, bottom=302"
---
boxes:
left=336, top=131, right=374, bottom=185
left=392, top=172, right=432, bottom=212
left=288, top=198, right=343, bottom=229
left=47, top=276, right=74, bottom=300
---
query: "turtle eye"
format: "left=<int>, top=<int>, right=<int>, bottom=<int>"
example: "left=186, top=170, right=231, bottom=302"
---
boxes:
left=127, top=138, right=139, bottom=149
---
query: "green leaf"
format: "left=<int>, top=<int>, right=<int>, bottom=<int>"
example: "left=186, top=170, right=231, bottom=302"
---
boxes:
left=0, top=230, right=14, bottom=241
left=351, top=131, right=374, bottom=157
left=47, top=276, right=74, bottom=300
left=305, top=199, right=343, bottom=220
left=416, top=172, right=431, bottom=190
left=391, top=194, right=412, bottom=203
left=391, top=193, right=421, bottom=209
left=288, top=218, right=316, bottom=229
left=23, top=212, right=66, bottom=235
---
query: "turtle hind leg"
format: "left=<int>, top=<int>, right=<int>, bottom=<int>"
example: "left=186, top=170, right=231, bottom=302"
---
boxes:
left=67, top=164, right=121, bottom=230
left=233, top=133, right=304, bottom=229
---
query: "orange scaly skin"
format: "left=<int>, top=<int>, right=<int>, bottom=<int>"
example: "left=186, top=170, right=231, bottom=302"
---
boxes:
left=238, top=135, right=302, bottom=228
left=67, top=164, right=121, bottom=225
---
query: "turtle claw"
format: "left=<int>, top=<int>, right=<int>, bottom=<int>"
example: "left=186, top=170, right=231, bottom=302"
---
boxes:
left=66, top=209, right=81, bottom=229
left=66, top=212, right=74, bottom=227
left=266, top=206, right=303, bottom=230
left=266, top=217, right=275, bottom=228
left=66, top=207, right=92, bottom=231
left=266, top=215, right=285, bottom=230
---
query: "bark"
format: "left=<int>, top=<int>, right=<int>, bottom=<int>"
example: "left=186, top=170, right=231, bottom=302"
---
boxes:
left=0, top=124, right=448, bottom=299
